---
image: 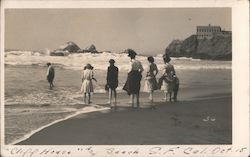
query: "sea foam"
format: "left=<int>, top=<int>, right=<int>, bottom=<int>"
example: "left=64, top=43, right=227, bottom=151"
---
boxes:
left=5, top=50, right=231, bottom=70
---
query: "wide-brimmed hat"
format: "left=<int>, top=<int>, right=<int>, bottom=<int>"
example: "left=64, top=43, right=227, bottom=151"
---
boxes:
left=85, top=63, right=93, bottom=69
left=109, top=59, right=115, bottom=64
left=126, top=49, right=137, bottom=57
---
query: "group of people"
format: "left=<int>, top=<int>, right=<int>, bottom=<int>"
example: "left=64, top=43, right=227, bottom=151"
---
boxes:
left=46, top=49, right=179, bottom=109
left=122, top=49, right=179, bottom=109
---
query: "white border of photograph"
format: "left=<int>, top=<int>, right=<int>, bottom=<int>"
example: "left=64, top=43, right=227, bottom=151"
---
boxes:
left=1, top=0, right=249, bottom=157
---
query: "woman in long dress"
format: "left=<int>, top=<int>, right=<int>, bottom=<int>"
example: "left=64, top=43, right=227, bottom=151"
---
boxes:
left=144, top=56, right=158, bottom=108
left=81, top=64, right=95, bottom=104
left=160, top=53, right=175, bottom=102
left=123, top=49, right=144, bottom=108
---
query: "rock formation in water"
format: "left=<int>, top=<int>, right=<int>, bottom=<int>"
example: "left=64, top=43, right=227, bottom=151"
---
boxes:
left=50, top=41, right=80, bottom=56
left=59, top=41, right=81, bottom=53
left=50, top=42, right=102, bottom=56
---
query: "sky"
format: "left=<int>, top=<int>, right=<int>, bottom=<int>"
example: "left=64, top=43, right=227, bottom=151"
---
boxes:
left=5, top=8, right=231, bottom=55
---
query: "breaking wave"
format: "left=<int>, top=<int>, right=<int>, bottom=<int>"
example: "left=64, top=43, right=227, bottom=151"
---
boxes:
left=5, top=50, right=231, bottom=70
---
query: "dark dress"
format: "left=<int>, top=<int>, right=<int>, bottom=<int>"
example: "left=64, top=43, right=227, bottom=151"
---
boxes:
left=107, top=65, right=119, bottom=90
left=123, top=71, right=142, bottom=95
left=123, top=59, right=143, bottom=95
left=47, top=66, right=55, bottom=83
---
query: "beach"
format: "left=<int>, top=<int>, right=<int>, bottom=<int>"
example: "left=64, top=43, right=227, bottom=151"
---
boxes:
left=4, top=52, right=232, bottom=144
left=18, top=94, right=232, bottom=145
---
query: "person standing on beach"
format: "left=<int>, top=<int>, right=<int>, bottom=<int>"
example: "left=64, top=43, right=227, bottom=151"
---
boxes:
left=46, top=63, right=55, bottom=89
left=143, top=56, right=158, bottom=109
left=81, top=64, right=96, bottom=104
left=172, top=72, right=180, bottom=102
left=123, top=49, right=144, bottom=108
left=159, top=53, right=175, bottom=102
left=106, top=59, right=119, bottom=109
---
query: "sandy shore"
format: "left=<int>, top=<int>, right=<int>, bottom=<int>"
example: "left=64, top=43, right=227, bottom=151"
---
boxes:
left=17, top=91, right=232, bottom=145
left=5, top=66, right=232, bottom=145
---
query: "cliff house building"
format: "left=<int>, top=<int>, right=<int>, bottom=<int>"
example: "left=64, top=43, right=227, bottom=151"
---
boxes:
left=196, top=24, right=222, bottom=40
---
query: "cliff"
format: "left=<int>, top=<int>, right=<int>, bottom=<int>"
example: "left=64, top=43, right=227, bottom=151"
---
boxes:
left=166, top=34, right=232, bottom=60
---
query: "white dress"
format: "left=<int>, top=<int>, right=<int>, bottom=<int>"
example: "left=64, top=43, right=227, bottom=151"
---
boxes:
left=161, top=63, right=175, bottom=93
left=81, top=69, right=94, bottom=93
left=144, top=63, right=158, bottom=92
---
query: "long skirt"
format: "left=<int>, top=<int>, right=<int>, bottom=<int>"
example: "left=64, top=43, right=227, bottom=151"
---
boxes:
left=144, top=77, right=158, bottom=92
left=47, top=74, right=54, bottom=83
left=81, top=80, right=94, bottom=93
left=123, top=70, right=142, bottom=95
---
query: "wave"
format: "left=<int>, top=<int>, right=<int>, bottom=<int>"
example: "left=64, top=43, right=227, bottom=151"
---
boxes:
left=5, top=50, right=231, bottom=70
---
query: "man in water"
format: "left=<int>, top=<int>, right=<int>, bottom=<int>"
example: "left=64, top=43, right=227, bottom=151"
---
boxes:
left=47, top=63, right=55, bottom=89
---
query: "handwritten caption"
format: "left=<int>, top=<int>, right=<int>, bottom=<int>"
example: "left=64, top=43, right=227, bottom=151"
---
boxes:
left=3, top=146, right=248, bottom=157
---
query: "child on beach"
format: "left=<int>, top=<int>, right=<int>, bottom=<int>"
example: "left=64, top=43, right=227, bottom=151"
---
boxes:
left=172, top=73, right=179, bottom=102
left=81, top=64, right=96, bottom=104
left=106, top=59, right=119, bottom=108
left=46, top=62, right=55, bottom=89
left=144, top=56, right=158, bottom=109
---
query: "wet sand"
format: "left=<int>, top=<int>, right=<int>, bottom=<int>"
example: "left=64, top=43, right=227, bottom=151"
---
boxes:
left=17, top=92, right=232, bottom=145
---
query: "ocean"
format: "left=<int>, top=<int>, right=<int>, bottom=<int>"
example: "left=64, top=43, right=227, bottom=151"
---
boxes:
left=4, top=51, right=232, bottom=144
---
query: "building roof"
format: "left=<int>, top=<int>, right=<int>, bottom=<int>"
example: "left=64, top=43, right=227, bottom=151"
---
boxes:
left=197, top=25, right=221, bottom=29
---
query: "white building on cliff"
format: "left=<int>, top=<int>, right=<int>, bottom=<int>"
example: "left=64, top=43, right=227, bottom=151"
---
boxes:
left=196, top=24, right=231, bottom=40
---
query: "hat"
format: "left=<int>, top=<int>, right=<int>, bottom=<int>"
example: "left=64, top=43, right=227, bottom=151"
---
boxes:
left=85, top=63, right=93, bottom=69
left=109, top=59, right=115, bottom=64
left=126, top=49, right=137, bottom=57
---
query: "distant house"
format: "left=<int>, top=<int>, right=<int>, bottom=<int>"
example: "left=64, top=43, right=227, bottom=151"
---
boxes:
left=196, top=24, right=230, bottom=40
